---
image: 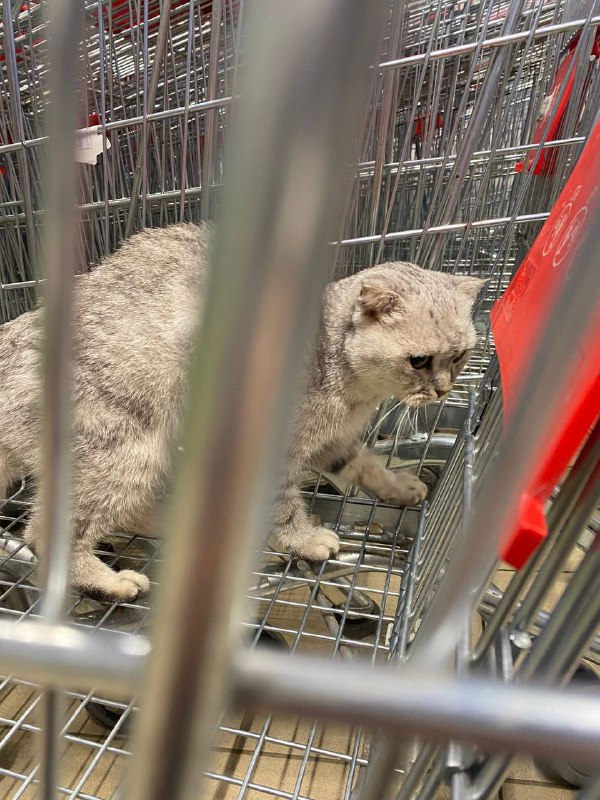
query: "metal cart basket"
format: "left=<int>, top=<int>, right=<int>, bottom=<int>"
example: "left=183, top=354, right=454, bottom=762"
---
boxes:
left=0, top=1, right=599, bottom=799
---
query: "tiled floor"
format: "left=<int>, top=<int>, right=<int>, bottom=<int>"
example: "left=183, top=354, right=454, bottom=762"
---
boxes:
left=0, top=701, right=579, bottom=800
left=501, top=775, right=577, bottom=800
left=0, top=682, right=126, bottom=799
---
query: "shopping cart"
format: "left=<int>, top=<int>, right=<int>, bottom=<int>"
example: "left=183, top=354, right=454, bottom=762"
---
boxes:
left=0, top=1, right=599, bottom=799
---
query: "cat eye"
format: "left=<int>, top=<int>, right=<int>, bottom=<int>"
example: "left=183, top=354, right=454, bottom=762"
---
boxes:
left=409, top=355, right=432, bottom=370
left=453, top=350, right=467, bottom=363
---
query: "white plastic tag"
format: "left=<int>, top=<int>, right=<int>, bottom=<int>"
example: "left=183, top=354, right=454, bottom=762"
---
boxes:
left=74, top=126, right=110, bottom=165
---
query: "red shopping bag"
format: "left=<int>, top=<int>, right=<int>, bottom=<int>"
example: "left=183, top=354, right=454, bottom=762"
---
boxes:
left=491, top=118, right=600, bottom=568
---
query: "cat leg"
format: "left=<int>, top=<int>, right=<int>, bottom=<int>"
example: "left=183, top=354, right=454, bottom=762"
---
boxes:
left=69, top=546, right=150, bottom=602
left=23, top=499, right=151, bottom=603
left=126, top=504, right=158, bottom=537
left=0, top=455, right=21, bottom=503
left=63, top=426, right=164, bottom=599
left=67, top=494, right=153, bottom=601
left=273, top=482, right=339, bottom=561
left=334, top=447, right=428, bottom=506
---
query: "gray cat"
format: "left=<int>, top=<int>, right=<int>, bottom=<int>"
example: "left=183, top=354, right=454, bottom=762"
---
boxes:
left=0, top=223, right=483, bottom=601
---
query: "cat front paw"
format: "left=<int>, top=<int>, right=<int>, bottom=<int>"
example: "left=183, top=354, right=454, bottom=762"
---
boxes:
left=113, top=570, right=151, bottom=601
left=380, top=471, right=428, bottom=507
left=289, top=528, right=340, bottom=562
left=81, top=569, right=151, bottom=604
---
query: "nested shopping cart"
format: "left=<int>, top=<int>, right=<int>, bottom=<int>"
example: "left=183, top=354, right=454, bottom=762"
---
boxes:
left=0, top=1, right=599, bottom=799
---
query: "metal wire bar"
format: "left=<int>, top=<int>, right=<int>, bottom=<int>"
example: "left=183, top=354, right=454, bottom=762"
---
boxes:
left=380, top=14, right=600, bottom=69
left=237, top=551, right=339, bottom=799
left=35, top=2, right=85, bottom=798
left=0, top=96, right=234, bottom=157
left=472, top=418, right=600, bottom=664
left=337, top=212, right=551, bottom=247
left=124, top=4, right=386, bottom=800
left=469, top=534, right=600, bottom=800
left=0, top=621, right=147, bottom=694
left=446, top=392, right=477, bottom=782
left=352, top=504, right=430, bottom=800
left=124, top=0, right=173, bottom=236
left=358, top=394, right=480, bottom=800
left=417, top=0, right=527, bottom=267
left=576, top=772, right=600, bottom=800
left=199, top=0, right=222, bottom=220
left=1, top=1, right=37, bottom=273
left=406, top=194, right=600, bottom=671
left=392, top=743, right=439, bottom=800
left=235, top=649, right=600, bottom=763
left=354, top=135, right=587, bottom=176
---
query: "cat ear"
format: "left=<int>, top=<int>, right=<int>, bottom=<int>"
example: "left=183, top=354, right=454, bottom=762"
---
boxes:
left=453, top=275, right=486, bottom=301
left=356, top=282, right=402, bottom=319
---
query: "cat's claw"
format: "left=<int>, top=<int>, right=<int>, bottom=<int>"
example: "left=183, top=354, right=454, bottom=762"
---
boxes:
left=382, top=471, right=428, bottom=507
left=293, top=528, right=340, bottom=562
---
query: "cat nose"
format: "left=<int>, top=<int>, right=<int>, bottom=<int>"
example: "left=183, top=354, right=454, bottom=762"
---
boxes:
left=435, top=388, right=448, bottom=398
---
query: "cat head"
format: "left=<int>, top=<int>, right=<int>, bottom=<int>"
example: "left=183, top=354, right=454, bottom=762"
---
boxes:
left=342, top=263, right=485, bottom=406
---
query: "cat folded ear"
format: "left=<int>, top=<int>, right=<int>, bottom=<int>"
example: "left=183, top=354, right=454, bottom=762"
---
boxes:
left=356, top=282, right=403, bottom=320
left=453, top=275, right=487, bottom=301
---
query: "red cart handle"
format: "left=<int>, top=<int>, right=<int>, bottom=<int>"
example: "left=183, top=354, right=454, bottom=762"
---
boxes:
left=491, top=118, right=600, bottom=568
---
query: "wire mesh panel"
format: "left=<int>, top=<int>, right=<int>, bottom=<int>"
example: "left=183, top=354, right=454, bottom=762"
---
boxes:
left=0, top=0, right=237, bottom=319
left=0, top=1, right=599, bottom=799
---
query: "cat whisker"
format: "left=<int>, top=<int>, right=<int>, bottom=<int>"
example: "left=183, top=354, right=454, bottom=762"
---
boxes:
left=409, top=406, right=420, bottom=439
left=396, top=402, right=415, bottom=437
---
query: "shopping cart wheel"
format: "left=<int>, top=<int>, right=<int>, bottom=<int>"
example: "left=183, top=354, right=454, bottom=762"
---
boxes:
left=84, top=626, right=288, bottom=730
left=418, top=464, right=443, bottom=495
left=85, top=700, right=127, bottom=731
left=331, top=598, right=381, bottom=639
left=252, top=628, right=289, bottom=649
left=534, top=665, right=599, bottom=787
